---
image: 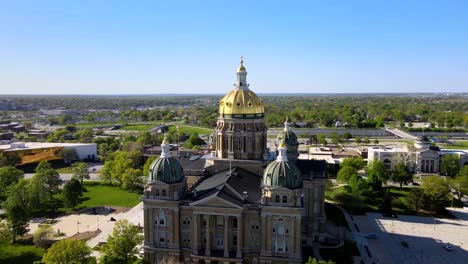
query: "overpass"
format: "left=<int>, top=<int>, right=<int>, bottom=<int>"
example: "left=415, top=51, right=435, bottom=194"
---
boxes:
left=385, top=128, right=417, bottom=141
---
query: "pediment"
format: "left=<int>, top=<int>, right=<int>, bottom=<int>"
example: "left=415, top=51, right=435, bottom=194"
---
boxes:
left=189, top=196, right=242, bottom=209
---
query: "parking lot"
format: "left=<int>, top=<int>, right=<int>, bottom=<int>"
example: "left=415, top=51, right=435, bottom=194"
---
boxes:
left=353, top=210, right=468, bottom=264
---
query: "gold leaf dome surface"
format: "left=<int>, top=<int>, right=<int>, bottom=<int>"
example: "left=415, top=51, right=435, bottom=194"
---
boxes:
left=219, top=88, right=264, bottom=116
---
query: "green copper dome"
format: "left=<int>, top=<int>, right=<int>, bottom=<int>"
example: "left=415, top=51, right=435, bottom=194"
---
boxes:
left=276, top=119, right=298, bottom=147
left=147, top=136, right=184, bottom=184
left=263, top=142, right=302, bottom=189
left=276, top=130, right=298, bottom=147
left=148, top=157, right=184, bottom=184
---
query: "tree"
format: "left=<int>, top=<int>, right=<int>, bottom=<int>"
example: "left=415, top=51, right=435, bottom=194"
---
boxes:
left=74, top=128, right=94, bottom=143
left=3, top=180, right=31, bottom=243
left=0, top=166, right=24, bottom=197
left=306, top=257, right=335, bottom=264
left=0, top=153, right=21, bottom=167
left=363, top=137, right=371, bottom=145
left=421, top=175, right=450, bottom=214
left=355, top=137, right=362, bottom=144
left=407, top=188, right=424, bottom=212
left=337, top=166, right=358, bottom=183
left=60, top=148, right=79, bottom=164
left=122, top=168, right=143, bottom=190
left=340, top=157, right=365, bottom=170
left=342, top=132, right=352, bottom=141
left=367, top=160, right=389, bottom=183
left=450, top=165, right=468, bottom=200
left=33, top=225, right=54, bottom=248
left=143, top=156, right=157, bottom=177
left=440, top=154, right=460, bottom=177
left=373, top=138, right=379, bottom=144
left=72, top=162, right=90, bottom=184
left=0, top=220, right=12, bottom=244
left=42, top=239, right=93, bottom=264
left=316, top=134, right=327, bottom=145
left=348, top=174, right=367, bottom=194
left=330, top=132, right=341, bottom=145
left=62, top=178, right=85, bottom=209
left=391, top=163, right=413, bottom=188
left=100, top=219, right=143, bottom=264
left=35, top=161, right=61, bottom=195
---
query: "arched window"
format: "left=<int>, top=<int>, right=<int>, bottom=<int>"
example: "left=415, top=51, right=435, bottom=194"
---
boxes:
left=160, top=219, right=165, bottom=225
left=282, top=195, right=288, bottom=204
left=155, top=189, right=159, bottom=196
left=162, top=189, right=166, bottom=197
left=275, top=195, right=280, bottom=203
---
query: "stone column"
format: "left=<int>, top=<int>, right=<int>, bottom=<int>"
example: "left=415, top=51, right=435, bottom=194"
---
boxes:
left=193, top=214, right=199, bottom=254
left=236, top=215, right=242, bottom=258
left=224, top=215, right=229, bottom=257
left=294, top=216, right=301, bottom=257
left=261, top=215, right=266, bottom=253
left=266, top=216, right=272, bottom=253
left=205, top=215, right=211, bottom=256
left=173, top=209, right=179, bottom=247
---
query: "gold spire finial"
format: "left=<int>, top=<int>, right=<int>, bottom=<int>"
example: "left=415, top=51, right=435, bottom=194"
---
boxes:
left=162, top=134, right=169, bottom=145
left=279, top=138, right=286, bottom=148
left=237, top=56, right=246, bottom=72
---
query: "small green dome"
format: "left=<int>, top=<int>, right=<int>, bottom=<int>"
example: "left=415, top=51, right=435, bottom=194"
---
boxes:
left=276, top=118, right=298, bottom=147
left=148, top=136, right=184, bottom=184
left=263, top=160, right=302, bottom=189
left=148, top=157, right=184, bottom=184
left=276, top=130, right=298, bottom=147
left=263, top=142, right=302, bottom=189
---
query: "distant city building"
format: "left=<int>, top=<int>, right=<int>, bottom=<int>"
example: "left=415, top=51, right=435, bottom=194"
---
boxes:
left=368, top=135, right=468, bottom=173
left=142, top=59, right=328, bottom=264
left=0, top=142, right=97, bottom=165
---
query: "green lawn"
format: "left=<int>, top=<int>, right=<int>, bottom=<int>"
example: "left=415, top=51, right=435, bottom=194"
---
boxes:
left=168, top=124, right=213, bottom=135
left=80, top=182, right=142, bottom=208
left=439, top=141, right=468, bottom=150
left=0, top=243, right=45, bottom=264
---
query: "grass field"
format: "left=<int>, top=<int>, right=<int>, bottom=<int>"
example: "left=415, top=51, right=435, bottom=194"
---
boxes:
left=0, top=243, right=45, bottom=264
left=120, top=123, right=160, bottom=131
left=79, top=182, right=142, bottom=208
left=439, top=141, right=468, bottom=150
left=168, top=124, right=213, bottom=135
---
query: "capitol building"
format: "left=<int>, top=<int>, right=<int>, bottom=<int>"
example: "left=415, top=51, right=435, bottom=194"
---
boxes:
left=142, top=59, right=328, bottom=264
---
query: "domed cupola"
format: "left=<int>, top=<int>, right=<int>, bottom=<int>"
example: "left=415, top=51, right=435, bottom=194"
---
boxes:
left=276, top=118, right=298, bottom=147
left=148, top=136, right=184, bottom=184
left=263, top=141, right=302, bottom=189
left=218, top=57, right=265, bottom=118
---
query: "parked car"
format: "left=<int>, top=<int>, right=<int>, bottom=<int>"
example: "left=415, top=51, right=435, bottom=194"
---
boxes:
left=401, top=241, right=409, bottom=248
left=443, top=244, right=453, bottom=251
left=365, top=233, right=378, bottom=239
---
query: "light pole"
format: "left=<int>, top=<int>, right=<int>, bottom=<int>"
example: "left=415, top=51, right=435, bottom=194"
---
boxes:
left=77, top=221, right=80, bottom=234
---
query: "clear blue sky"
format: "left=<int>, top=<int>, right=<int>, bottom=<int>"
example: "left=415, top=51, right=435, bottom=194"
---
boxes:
left=1, top=0, right=467, bottom=94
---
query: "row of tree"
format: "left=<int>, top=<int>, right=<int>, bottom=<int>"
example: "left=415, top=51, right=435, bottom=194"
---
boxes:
left=1, top=161, right=89, bottom=243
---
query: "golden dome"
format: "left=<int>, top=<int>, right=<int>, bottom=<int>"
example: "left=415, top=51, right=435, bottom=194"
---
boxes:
left=219, top=88, right=264, bottom=116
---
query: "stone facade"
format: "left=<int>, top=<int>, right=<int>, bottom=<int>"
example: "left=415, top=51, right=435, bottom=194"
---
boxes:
left=142, top=60, right=327, bottom=264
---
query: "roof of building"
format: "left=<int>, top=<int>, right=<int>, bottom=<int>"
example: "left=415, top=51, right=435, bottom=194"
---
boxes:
left=191, top=167, right=262, bottom=205
left=0, top=142, right=96, bottom=151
